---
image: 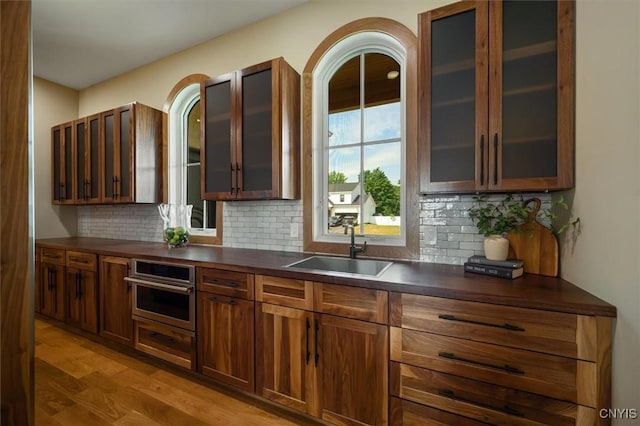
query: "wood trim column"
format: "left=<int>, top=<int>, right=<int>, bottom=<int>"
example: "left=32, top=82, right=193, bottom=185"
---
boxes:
left=1, top=1, right=34, bottom=425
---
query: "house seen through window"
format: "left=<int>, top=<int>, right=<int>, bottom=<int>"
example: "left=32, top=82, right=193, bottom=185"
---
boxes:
left=318, top=39, right=405, bottom=244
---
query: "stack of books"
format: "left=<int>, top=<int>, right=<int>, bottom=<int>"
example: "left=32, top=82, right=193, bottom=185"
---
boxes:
left=464, top=255, right=524, bottom=279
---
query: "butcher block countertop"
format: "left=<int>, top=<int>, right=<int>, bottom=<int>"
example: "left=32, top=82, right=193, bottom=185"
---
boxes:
left=36, top=237, right=616, bottom=317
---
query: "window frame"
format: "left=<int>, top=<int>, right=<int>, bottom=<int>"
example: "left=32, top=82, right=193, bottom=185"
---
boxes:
left=303, top=18, right=419, bottom=260
left=164, top=74, right=223, bottom=245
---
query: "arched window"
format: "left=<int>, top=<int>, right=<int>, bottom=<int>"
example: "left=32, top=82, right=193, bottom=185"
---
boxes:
left=303, top=19, right=418, bottom=259
left=167, top=76, right=222, bottom=244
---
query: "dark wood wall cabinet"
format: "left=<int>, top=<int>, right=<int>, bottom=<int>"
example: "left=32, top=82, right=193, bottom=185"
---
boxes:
left=200, top=57, right=300, bottom=200
left=51, top=102, right=162, bottom=205
left=419, top=0, right=574, bottom=193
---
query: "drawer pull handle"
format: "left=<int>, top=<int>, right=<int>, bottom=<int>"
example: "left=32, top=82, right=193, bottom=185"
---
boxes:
left=208, top=296, right=236, bottom=306
left=69, top=257, right=89, bottom=264
left=438, top=314, right=525, bottom=332
left=438, top=352, right=525, bottom=375
left=438, top=389, right=524, bottom=417
left=204, top=278, right=238, bottom=288
left=43, top=254, right=60, bottom=259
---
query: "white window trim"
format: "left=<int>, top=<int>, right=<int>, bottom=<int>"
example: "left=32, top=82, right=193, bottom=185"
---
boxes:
left=168, top=83, right=216, bottom=237
left=311, top=31, right=407, bottom=247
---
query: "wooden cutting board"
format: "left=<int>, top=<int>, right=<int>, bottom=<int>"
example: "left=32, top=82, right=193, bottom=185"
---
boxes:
left=507, top=198, right=559, bottom=277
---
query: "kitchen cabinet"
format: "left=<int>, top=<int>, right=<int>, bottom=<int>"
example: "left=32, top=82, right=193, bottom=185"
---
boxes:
left=101, top=102, right=162, bottom=203
left=74, top=114, right=102, bottom=203
left=37, top=247, right=66, bottom=321
left=196, top=268, right=255, bottom=392
left=419, top=0, right=574, bottom=193
left=201, top=57, right=300, bottom=200
left=99, top=256, right=133, bottom=346
left=255, top=276, right=388, bottom=425
left=65, top=251, right=98, bottom=333
left=51, top=121, right=74, bottom=204
left=50, top=102, right=161, bottom=205
left=389, top=292, right=612, bottom=425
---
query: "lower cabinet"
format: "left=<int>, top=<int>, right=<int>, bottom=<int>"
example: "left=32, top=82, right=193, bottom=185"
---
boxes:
left=317, top=314, right=388, bottom=426
left=39, top=261, right=65, bottom=321
left=390, top=292, right=612, bottom=426
left=134, top=318, right=196, bottom=370
left=197, top=267, right=255, bottom=392
left=255, top=275, right=389, bottom=426
left=99, top=255, right=133, bottom=346
left=65, top=251, right=98, bottom=333
left=65, top=266, right=98, bottom=332
left=37, top=247, right=66, bottom=321
left=256, top=303, right=316, bottom=414
left=197, top=292, right=254, bottom=391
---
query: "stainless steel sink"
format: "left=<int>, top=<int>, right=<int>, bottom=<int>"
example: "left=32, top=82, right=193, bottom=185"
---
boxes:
left=285, top=256, right=392, bottom=277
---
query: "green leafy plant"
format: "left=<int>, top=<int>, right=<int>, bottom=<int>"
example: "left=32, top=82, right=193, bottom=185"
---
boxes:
left=468, top=194, right=580, bottom=237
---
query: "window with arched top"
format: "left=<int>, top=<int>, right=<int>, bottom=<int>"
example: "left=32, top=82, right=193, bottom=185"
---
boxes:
left=303, top=19, right=419, bottom=259
left=166, top=75, right=223, bottom=245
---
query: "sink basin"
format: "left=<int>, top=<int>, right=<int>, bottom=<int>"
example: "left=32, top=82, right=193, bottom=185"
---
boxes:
left=285, top=256, right=392, bottom=277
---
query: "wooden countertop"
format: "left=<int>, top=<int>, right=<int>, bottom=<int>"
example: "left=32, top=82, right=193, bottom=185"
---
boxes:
left=36, top=237, right=616, bottom=317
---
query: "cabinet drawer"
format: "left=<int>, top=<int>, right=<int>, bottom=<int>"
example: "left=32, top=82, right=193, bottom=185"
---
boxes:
left=390, top=327, right=597, bottom=407
left=390, top=292, right=599, bottom=361
left=390, top=397, right=488, bottom=426
left=255, top=275, right=313, bottom=310
left=40, top=247, right=65, bottom=265
left=197, top=268, right=254, bottom=300
left=314, top=283, right=388, bottom=323
left=134, top=319, right=195, bottom=370
left=66, top=251, right=97, bottom=271
left=391, top=362, right=596, bottom=426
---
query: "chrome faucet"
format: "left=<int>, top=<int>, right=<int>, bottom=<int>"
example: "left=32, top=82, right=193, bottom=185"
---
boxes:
left=344, top=223, right=366, bottom=259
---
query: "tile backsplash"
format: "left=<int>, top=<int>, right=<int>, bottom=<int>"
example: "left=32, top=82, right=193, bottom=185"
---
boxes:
left=77, top=193, right=551, bottom=265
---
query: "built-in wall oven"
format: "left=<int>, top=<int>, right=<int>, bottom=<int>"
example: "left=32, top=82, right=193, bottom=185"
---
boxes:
left=125, top=259, right=197, bottom=370
left=125, top=259, right=195, bottom=331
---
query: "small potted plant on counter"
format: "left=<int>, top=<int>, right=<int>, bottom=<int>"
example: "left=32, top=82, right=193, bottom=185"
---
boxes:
left=468, top=194, right=528, bottom=261
left=468, top=194, right=580, bottom=263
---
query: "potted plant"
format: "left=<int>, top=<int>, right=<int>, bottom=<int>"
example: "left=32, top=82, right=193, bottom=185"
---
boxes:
left=468, top=194, right=529, bottom=260
left=468, top=194, right=580, bottom=261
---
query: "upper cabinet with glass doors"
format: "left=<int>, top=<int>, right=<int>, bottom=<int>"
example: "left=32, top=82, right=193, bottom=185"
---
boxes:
left=201, top=57, right=300, bottom=200
left=51, top=102, right=162, bottom=205
left=419, top=0, right=574, bottom=193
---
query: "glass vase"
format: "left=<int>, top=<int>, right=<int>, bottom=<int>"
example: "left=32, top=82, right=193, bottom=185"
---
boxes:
left=158, top=204, right=192, bottom=248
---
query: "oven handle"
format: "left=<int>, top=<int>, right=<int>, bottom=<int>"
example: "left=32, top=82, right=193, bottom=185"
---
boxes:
left=124, top=277, right=193, bottom=294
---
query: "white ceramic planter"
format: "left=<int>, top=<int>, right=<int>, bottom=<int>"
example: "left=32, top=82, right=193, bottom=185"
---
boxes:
left=484, top=235, right=509, bottom=261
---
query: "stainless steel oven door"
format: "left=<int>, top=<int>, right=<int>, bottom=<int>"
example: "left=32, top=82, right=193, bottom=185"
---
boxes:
left=125, top=277, right=195, bottom=331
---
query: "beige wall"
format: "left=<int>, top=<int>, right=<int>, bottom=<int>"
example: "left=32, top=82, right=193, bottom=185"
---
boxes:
left=34, top=0, right=640, bottom=417
left=562, top=0, right=640, bottom=416
left=34, top=78, right=78, bottom=238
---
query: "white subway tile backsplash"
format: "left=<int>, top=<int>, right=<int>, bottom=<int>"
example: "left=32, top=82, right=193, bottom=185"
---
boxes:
left=77, top=193, right=551, bottom=265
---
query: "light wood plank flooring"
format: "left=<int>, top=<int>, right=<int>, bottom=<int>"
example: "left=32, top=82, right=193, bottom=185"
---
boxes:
left=35, top=319, right=304, bottom=425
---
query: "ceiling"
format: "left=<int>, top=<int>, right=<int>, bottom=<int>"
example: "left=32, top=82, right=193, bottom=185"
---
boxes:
left=32, top=0, right=307, bottom=90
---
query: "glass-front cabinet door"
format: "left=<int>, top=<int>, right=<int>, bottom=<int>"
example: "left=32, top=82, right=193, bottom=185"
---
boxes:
left=51, top=121, right=75, bottom=204
left=238, top=63, right=273, bottom=199
left=85, top=114, right=102, bottom=203
left=420, top=1, right=488, bottom=193
left=102, top=105, right=134, bottom=203
left=419, top=0, right=574, bottom=193
left=489, top=0, right=574, bottom=191
left=74, top=115, right=102, bottom=203
left=201, top=74, right=234, bottom=199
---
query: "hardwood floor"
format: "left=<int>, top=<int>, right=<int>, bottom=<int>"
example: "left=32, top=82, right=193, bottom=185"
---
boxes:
left=34, top=319, right=305, bottom=425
